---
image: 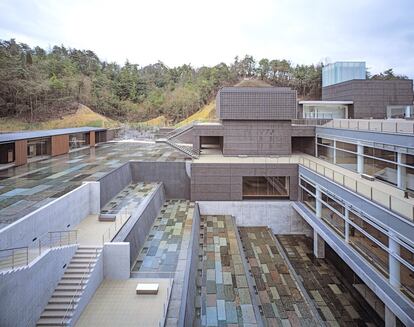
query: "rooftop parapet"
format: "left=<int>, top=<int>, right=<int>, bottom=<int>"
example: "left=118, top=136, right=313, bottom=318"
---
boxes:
left=324, top=119, right=414, bottom=134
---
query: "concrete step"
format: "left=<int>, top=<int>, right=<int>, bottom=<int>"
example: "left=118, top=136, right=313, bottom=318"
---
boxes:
left=64, top=268, right=91, bottom=274
left=44, top=303, right=74, bottom=311
left=72, top=254, right=98, bottom=259
left=37, top=317, right=70, bottom=326
left=48, top=297, right=79, bottom=304
left=67, top=263, right=95, bottom=269
left=61, top=273, right=90, bottom=279
left=40, top=310, right=73, bottom=318
left=58, top=279, right=87, bottom=285
left=55, top=284, right=86, bottom=291
left=70, top=258, right=98, bottom=263
left=52, top=291, right=81, bottom=298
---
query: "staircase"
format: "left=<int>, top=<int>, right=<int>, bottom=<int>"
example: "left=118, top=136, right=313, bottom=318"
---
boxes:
left=37, top=246, right=102, bottom=326
left=165, top=122, right=196, bottom=140
left=157, top=138, right=200, bottom=159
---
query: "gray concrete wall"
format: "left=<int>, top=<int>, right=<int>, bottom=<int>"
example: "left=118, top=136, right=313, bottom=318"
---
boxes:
left=0, top=245, right=77, bottom=327
left=322, top=79, right=413, bottom=119
left=179, top=203, right=200, bottom=327
left=130, top=161, right=191, bottom=199
left=99, top=162, right=132, bottom=208
left=191, top=162, right=298, bottom=201
left=114, top=183, right=166, bottom=267
left=0, top=182, right=97, bottom=250
left=197, top=201, right=312, bottom=235
left=222, top=120, right=292, bottom=155
left=69, top=251, right=104, bottom=327
left=103, top=242, right=130, bottom=280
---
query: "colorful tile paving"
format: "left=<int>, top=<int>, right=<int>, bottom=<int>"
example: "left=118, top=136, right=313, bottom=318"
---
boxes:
left=277, top=234, right=381, bottom=327
left=238, top=227, right=318, bottom=327
left=0, top=141, right=184, bottom=228
left=198, top=215, right=257, bottom=327
left=132, top=199, right=194, bottom=274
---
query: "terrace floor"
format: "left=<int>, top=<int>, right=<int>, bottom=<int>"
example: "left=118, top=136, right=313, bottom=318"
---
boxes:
left=197, top=215, right=258, bottom=327
left=277, top=234, right=381, bottom=326
left=0, top=141, right=184, bottom=228
left=238, top=227, right=318, bottom=326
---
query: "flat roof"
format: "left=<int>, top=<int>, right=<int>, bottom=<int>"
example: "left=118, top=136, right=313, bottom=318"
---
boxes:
left=299, top=100, right=353, bottom=105
left=0, top=127, right=106, bottom=143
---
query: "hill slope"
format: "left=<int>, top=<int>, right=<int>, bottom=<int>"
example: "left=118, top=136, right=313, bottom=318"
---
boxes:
left=0, top=104, right=119, bottom=132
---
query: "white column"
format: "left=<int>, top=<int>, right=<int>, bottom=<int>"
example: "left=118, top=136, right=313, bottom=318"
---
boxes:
left=389, top=236, right=401, bottom=289
left=397, top=153, right=407, bottom=190
left=357, top=143, right=364, bottom=174
left=333, top=140, right=337, bottom=165
left=344, top=208, right=350, bottom=243
left=313, top=230, right=325, bottom=258
left=315, top=187, right=322, bottom=218
left=384, top=305, right=397, bottom=327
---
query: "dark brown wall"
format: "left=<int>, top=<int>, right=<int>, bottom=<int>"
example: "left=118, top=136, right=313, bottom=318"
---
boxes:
left=14, top=140, right=27, bottom=166
left=222, top=120, right=292, bottom=156
left=292, top=137, right=315, bottom=156
left=322, top=79, right=413, bottom=119
left=191, top=162, right=298, bottom=201
left=217, top=87, right=297, bottom=120
left=51, top=135, right=69, bottom=156
left=89, top=131, right=96, bottom=147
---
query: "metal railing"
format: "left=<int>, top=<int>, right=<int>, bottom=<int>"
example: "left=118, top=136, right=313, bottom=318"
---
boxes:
left=101, top=207, right=131, bottom=244
left=292, top=118, right=332, bottom=126
left=299, top=156, right=414, bottom=221
left=61, top=247, right=100, bottom=325
left=324, top=119, right=414, bottom=134
left=0, top=230, right=78, bottom=272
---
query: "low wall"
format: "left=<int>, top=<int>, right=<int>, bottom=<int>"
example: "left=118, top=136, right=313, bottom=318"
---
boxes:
left=197, top=201, right=312, bottom=235
left=0, top=182, right=100, bottom=250
left=69, top=251, right=104, bottom=327
left=99, top=162, right=132, bottom=208
left=130, top=161, right=190, bottom=199
left=0, top=245, right=77, bottom=327
left=113, top=183, right=165, bottom=267
left=103, top=242, right=130, bottom=280
left=179, top=203, right=200, bottom=327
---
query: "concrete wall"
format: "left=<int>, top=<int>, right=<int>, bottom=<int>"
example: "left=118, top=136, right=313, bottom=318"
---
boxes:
left=222, top=120, right=292, bottom=155
left=179, top=204, right=200, bottom=327
left=0, top=245, right=77, bottom=327
left=114, top=183, right=165, bottom=267
left=197, top=201, right=312, bottom=235
left=99, top=162, right=132, bottom=208
left=103, top=242, right=130, bottom=280
left=322, top=79, right=413, bottom=119
left=191, top=162, right=298, bottom=201
left=130, top=161, right=191, bottom=199
left=292, top=137, right=315, bottom=156
left=0, top=182, right=99, bottom=250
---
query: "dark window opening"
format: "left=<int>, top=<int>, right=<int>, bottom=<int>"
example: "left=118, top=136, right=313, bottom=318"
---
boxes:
left=242, top=176, right=289, bottom=199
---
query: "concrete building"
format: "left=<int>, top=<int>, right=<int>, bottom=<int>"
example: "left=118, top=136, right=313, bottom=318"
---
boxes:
left=1, top=73, right=414, bottom=327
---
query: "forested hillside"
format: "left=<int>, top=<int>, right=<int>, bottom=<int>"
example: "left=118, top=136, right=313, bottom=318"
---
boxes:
left=0, top=39, right=407, bottom=125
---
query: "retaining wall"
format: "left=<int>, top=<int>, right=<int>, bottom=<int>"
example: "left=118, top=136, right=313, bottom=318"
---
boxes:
left=197, top=200, right=312, bottom=235
left=0, top=182, right=99, bottom=250
left=0, top=245, right=77, bottom=327
left=113, top=183, right=166, bottom=267
left=130, top=161, right=190, bottom=199
left=99, top=162, right=132, bottom=208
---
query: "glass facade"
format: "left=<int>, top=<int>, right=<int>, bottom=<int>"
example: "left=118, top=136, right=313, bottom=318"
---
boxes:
left=27, top=138, right=51, bottom=159
left=299, top=176, right=414, bottom=303
left=69, top=133, right=90, bottom=150
left=242, top=176, right=289, bottom=199
left=322, top=62, right=366, bottom=87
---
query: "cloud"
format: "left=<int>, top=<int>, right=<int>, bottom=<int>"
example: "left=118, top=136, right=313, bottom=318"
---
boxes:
left=0, top=0, right=413, bottom=78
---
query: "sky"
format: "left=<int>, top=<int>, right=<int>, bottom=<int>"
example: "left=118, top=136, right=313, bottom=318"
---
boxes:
left=0, top=0, right=413, bottom=78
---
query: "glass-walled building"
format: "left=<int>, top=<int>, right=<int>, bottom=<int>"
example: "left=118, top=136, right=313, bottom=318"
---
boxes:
left=322, top=62, right=366, bottom=87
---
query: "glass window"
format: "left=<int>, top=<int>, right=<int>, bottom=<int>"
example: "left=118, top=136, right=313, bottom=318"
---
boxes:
left=27, top=138, right=51, bottom=158
left=407, top=167, right=414, bottom=192
left=301, top=188, right=316, bottom=212
left=336, top=141, right=357, bottom=152
left=349, top=211, right=388, bottom=247
left=400, top=262, right=414, bottom=302
left=300, top=179, right=316, bottom=194
left=69, top=133, right=89, bottom=150
left=243, top=176, right=289, bottom=199
left=320, top=195, right=345, bottom=237
left=336, top=148, right=357, bottom=172
left=364, top=156, right=397, bottom=186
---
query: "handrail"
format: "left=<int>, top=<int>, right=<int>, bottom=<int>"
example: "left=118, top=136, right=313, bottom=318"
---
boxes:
left=323, top=119, right=414, bottom=135
left=61, top=247, right=100, bottom=325
left=101, top=207, right=130, bottom=245
left=0, top=229, right=78, bottom=272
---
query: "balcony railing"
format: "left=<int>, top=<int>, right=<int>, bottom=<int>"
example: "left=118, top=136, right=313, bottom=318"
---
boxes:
left=323, top=119, right=414, bottom=134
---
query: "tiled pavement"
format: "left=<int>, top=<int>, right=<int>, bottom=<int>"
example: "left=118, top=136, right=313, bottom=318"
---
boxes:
left=277, top=235, right=381, bottom=327
left=0, top=141, right=184, bottom=228
left=132, top=199, right=194, bottom=274
left=198, top=215, right=258, bottom=327
left=238, top=227, right=317, bottom=327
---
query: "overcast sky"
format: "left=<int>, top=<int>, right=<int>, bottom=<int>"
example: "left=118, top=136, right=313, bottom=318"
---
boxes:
left=1, top=0, right=413, bottom=77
